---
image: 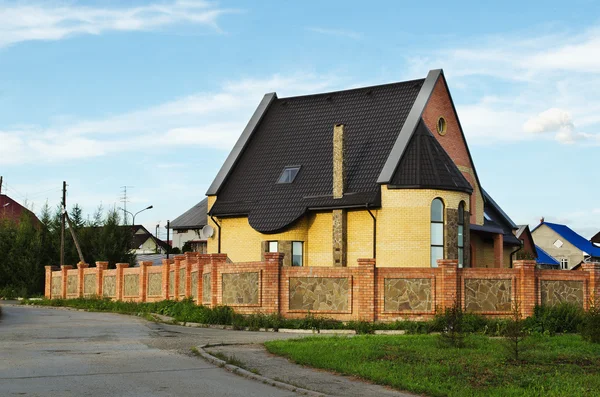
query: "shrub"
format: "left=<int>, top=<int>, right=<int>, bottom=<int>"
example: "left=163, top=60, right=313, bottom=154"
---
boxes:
left=348, top=320, right=374, bottom=335
left=437, top=299, right=466, bottom=348
left=582, top=296, right=600, bottom=343
left=530, top=303, right=584, bottom=335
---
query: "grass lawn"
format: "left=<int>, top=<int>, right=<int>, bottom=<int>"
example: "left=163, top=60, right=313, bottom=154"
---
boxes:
left=265, top=334, right=600, bottom=397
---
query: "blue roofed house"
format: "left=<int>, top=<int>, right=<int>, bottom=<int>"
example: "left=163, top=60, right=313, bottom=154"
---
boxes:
left=532, top=219, right=600, bottom=270
left=535, top=245, right=560, bottom=269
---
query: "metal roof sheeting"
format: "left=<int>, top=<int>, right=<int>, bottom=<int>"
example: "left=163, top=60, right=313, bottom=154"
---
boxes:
left=169, top=198, right=208, bottom=230
left=535, top=245, right=560, bottom=266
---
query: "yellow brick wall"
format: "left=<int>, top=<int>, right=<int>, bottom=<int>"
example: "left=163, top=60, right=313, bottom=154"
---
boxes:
left=347, top=209, right=374, bottom=267
left=469, top=233, right=514, bottom=268
left=376, top=186, right=470, bottom=267
left=457, top=165, right=484, bottom=226
left=306, top=212, right=333, bottom=266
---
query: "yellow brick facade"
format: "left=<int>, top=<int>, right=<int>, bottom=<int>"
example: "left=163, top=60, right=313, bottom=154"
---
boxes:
left=208, top=187, right=479, bottom=268
left=457, top=165, right=484, bottom=226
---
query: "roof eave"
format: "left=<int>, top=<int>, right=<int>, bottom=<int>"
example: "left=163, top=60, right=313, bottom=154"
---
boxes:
left=377, top=69, right=442, bottom=184
left=206, top=92, right=278, bottom=196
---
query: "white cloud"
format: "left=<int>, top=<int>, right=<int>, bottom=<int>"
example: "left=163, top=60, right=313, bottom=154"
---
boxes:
left=306, top=27, right=362, bottom=40
left=0, top=1, right=236, bottom=47
left=0, top=72, right=342, bottom=165
left=407, top=27, right=600, bottom=145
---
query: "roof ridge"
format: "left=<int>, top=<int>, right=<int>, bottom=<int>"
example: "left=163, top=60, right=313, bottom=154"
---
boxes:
left=278, top=78, right=425, bottom=101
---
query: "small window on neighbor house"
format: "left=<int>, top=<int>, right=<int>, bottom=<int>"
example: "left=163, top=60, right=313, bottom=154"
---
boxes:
left=554, top=239, right=564, bottom=248
left=277, top=166, right=301, bottom=184
left=560, top=258, right=569, bottom=270
left=292, top=241, right=303, bottom=266
left=268, top=241, right=278, bottom=253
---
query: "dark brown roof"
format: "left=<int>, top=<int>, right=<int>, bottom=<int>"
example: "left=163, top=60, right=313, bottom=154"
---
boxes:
left=209, top=71, right=471, bottom=234
left=591, top=231, right=600, bottom=244
left=389, top=120, right=472, bottom=192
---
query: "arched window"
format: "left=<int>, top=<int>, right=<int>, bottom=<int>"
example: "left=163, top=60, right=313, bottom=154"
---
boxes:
left=431, top=198, right=444, bottom=267
left=458, top=201, right=465, bottom=268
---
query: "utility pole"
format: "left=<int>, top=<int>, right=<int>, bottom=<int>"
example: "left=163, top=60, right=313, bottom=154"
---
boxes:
left=120, top=186, right=133, bottom=225
left=0, top=175, right=3, bottom=195
left=166, top=220, right=170, bottom=259
left=65, top=211, right=85, bottom=264
left=60, top=181, right=66, bottom=268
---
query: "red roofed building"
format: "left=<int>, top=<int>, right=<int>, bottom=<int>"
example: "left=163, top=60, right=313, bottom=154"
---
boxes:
left=0, top=194, right=41, bottom=226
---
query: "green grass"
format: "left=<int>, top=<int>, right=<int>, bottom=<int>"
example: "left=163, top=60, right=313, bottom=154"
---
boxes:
left=265, top=334, right=600, bottom=397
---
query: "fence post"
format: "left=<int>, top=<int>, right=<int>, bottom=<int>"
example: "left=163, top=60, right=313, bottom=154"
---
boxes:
left=437, top=259, right=459, bottom=310
left=95, top=262, right=108, bottom=297
left=161, top=259, right=171, bottom=300
left=115, top=263, right=129, bottom=301
left=185, top=252, right=194, bottom=298
left=173, top=256, right=182, bottom=300
left=514, top=260, right=536, bottom=317
left=582, top=262, right=600, bottom=308
left=357, top=258, right=376, bottom=321
left=76, top=262, right=89, bottom=298
left=60, top=265, right=72, bottom=299
left=139, top=261, right=153, bottom=302
left=44, top=266, right=56, bottom=299
left=197, top=254, right=211, bottom=305
left=264, top=252, right=283, bottom=315
left=210, top=254, right=228, bottom=307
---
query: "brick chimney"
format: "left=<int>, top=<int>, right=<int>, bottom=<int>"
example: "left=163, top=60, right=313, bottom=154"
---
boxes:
left=332, top=124, right=347, bottom=266
left=333, top=124, right=345, bottom=199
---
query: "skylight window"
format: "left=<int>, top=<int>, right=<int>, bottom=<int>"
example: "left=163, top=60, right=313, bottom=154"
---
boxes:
left=484, top=212, right=492, bottom=221
left=277, top=166, right=300, bottom=184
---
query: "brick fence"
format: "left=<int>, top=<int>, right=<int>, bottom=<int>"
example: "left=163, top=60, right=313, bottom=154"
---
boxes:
left=45, top=252, right=600, bottom=321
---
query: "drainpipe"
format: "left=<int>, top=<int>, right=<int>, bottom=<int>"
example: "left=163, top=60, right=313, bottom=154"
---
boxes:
left=210, top=215, right=221, bottom=254
left=509, top=243, right=522, bottom=269
left=366, top=204, right=376, bottom=259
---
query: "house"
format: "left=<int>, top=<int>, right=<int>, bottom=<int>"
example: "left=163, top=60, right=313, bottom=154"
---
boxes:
left=515, top=224, right=537, bottom=259
left=535, top=245, right=560, bottom=269
left=205, top=69, right=520, bottom=268
left=169, top=198, right=208, bottom=253
left=592, top=231, right=600, bottom=246
left=532, top=220, right=600, bottom=270
left=0, top=194, right=41, bottom=226
left=130, top=225, right=170, bottom=254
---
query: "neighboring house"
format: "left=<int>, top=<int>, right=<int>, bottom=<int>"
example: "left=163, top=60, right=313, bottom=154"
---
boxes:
left=130, top=225, right=170, bottom=254
left=0, top=194, right=41, bottom=226
left=532, top=220, right=600, bottom=270
left=169, top=198, right=208, bottom=253
left=205, top=69, right=521, bottom=268
left=535, top=245, right=560, bottom=269
left=592, top=231, right=600, bottom=246
left=514, top=224, right=538, bottom=260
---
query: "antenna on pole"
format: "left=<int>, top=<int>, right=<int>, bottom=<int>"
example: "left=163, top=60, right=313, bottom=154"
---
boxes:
left=120, top=186, right=134, bottom=225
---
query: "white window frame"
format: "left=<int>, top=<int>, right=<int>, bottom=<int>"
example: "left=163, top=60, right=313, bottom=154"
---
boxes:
left=560, top=258, right=569, bottom=270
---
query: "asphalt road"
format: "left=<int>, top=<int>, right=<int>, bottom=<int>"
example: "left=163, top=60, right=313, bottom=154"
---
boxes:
left=0, top=304, right=303, bottom=397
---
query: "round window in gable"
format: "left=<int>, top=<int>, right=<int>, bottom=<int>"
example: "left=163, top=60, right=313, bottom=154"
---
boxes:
left=437, top=117, right=447, bottom=136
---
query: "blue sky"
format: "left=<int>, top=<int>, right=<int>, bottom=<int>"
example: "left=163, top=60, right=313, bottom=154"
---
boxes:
left=1, top=0, right=599, bottom=240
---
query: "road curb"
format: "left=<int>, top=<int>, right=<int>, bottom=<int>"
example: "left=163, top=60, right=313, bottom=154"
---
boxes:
left=197, top=344, right=330, bottom=397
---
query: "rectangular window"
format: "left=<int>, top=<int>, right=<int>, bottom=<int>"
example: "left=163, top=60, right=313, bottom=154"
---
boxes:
left=277, top=166, right=301, bottom=184
left=431, top=246, right=444, bottom=267
left=560, top=258, right=569, bottom=270
left=268, top=241, right=278, bottom=253
left=292, top=241, right=303, bottom=267
left=458, top=225, right=464, bottom=268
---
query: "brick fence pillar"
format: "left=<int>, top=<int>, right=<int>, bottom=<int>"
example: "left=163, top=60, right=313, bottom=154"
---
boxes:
left=357, top=258, right=376, bottom=321
left=76, top=262, right=89, bottom=298
left=60, top=265, right=73, bottom=299
left=185, top=252, right=195, bottom=298
left=210, top=254, right=228, bottom=307
left=582, top=262, right=600, bottom=308
left=197, top=254, right=211, bottom=305
left=514, top=260, right=536, bottom=317
left=139, top=261, right=152, bottom=302
left=173, top=256, right=183, bottom=301
left=96, top=261, right=109, bottom=297
left=161, top=259, right=171, bottom=300
left=115, top=263, right=129, bottom=301
left=264, top=252, right=283, bottom=314
left=45, top=266, right=57, bottom=298
left=438, top=259, right=459, bottom=310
